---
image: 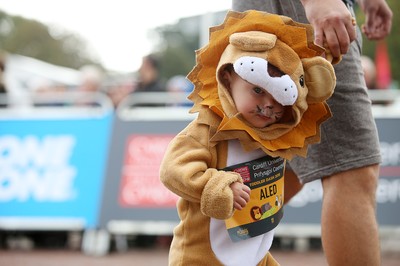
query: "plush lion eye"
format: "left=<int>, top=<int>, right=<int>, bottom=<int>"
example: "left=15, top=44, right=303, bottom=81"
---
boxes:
left=299, top=75, right=304, bottom=87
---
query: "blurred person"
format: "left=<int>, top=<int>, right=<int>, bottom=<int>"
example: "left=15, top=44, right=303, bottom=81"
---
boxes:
left=29, top=77, right=68, bottom=107
left=105, top=55, right=165, bottom=108
left=166, top=75, right=193, bottom=106
left=361, top=55, right=377, bottom=90
left=134, top=54, right=165, bottom=93
left=78, top=65, right=104, bottom=93
left=107, top=81, right=135, bottom=108
left=0, top=51, right=7, bottom=108
left=232, top=0, right=392, bottom=265
left=0, top=52, right=6, bottom=92
left=130, top=54, right=166, bottom=108
left=76, top=65, right=105, bottom=106
left=29, top=77, right=53, bottom=93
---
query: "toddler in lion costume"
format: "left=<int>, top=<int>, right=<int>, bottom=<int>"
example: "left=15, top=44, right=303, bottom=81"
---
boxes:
left=160, top=10, right=336, bottom=266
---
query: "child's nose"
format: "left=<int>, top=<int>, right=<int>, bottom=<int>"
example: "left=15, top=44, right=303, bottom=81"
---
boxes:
left=262, top=96, right=277, bottom=109
left=262, top=108, right=274, bottom=117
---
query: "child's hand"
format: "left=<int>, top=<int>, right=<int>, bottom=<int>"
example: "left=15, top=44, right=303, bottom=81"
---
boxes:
left=230, top=182, right=251, bottom=210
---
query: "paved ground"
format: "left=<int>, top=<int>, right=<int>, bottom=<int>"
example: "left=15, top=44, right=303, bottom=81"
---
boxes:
left=1, top=247, right=400, bottom=266
left=0, top=232, right=399, bottom=265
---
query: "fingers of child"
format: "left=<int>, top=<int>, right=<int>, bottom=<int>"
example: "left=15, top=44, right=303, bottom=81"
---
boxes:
left=234, top=202, right=243, bottom=210
left=243, top=185, right=251, bottom=194
left=234, top=197, right=247, bottom=210
left=241, top=193, right=250, bottom=205
left=231, top=183, right=251, bottom=210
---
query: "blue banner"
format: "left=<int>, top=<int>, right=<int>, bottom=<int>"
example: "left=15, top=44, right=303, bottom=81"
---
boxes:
left=0, top=113, right=113, bottom=229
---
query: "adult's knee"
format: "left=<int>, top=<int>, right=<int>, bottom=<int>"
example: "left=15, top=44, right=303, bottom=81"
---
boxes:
left=322, top=164, right=379, bottom=203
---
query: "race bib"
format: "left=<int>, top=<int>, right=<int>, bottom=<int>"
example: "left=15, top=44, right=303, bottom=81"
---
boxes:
left=223, top=155, right=285, bottom=242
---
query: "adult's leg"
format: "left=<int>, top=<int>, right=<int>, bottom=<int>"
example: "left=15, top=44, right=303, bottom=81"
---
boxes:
left=284, top=169, right=303, bottom=204
left=321, top=164, right=380, bottom=266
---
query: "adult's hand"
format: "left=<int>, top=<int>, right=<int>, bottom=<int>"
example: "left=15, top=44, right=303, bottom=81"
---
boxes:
left=357, top=0, right=392, bottom=40
left=301, top=0, right=356, bottom=59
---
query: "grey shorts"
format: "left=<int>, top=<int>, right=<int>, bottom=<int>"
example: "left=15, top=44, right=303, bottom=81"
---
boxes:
left=232, top=0, right=382, bottom=183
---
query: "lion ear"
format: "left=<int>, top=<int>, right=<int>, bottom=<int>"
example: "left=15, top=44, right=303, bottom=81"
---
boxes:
left=302, top=57, right=336, bottom=103
left=230, top=31, right=277, bottom=52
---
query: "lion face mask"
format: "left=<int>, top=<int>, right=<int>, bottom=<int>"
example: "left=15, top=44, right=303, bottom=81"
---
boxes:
left=188, top=10, right=336, bottom=159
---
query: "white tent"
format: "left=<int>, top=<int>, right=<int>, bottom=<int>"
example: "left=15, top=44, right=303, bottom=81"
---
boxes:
left=4, top=54, right=80, bottom=105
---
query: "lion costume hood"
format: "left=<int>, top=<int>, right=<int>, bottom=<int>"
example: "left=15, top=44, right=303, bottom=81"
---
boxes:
left=188, top=10, right=336, bottom=159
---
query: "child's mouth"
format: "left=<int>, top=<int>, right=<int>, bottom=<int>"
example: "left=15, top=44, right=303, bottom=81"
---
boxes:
left=256, top=105, right=274, bottom=118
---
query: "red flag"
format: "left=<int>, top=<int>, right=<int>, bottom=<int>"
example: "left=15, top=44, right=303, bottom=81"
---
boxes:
left=375, top=41, right=392, bottom=90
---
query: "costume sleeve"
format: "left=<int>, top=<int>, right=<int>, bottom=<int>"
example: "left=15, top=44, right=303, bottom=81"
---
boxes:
left=159, top=132, right=242, bottom=220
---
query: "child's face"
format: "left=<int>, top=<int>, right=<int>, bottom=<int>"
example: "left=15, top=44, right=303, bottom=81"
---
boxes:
left=225, top=70, right=284, bottom=128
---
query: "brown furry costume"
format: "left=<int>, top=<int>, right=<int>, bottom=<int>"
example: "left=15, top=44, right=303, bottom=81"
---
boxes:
left=160, top=10, right=335, bottom=266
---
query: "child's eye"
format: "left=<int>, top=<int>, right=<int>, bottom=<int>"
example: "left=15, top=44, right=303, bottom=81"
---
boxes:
left=253, top=87, right=264, bottom=94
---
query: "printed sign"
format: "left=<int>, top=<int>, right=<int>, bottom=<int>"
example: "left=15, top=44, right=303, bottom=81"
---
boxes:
left=119, top=135, right=179, bottom=207
left=0, top=135, right=77, bottom=202
left=0, top=113, right=113, bottom=228
left=223, top=156, right=285, bottom=242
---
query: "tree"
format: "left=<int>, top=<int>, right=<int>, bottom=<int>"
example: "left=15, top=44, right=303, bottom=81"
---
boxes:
left=153, top=11, right=227, bottom=81
left=153, top=23, right=198, bottom=81
left=0, top=10, right=102, bottom=70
